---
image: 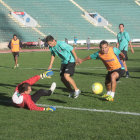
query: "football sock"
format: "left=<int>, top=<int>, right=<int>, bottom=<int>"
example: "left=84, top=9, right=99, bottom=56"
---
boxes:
left=107, top=91, right=111, bottom=95
left=110, top=92, right=115, bottom=98
left=75, top=89, right=80, bottom=92
left=126, top=71, right=129, bottom=75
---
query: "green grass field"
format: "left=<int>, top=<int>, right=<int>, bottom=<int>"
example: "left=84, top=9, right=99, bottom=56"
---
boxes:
left=0, top=48, right=140, bottom=140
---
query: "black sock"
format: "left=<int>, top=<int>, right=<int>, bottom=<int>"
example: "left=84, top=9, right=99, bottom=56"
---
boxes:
left=126, top=71, right=129, bottom=75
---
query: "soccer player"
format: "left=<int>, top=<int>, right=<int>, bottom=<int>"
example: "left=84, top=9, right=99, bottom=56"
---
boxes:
left=12, top=72, right=56, bottom=111
left=116, top=24, right=134, bottom=78
left=45, top=35, right=81, bottom=98
left=78, top=40, right=125, bottom=101
left=8, top=34, right=22, bottom=69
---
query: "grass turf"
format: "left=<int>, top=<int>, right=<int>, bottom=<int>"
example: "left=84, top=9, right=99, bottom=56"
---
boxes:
left=0, top=48, right=140, bottom=140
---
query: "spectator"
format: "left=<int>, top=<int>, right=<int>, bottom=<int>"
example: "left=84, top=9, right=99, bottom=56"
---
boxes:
left=86, top=37, right=90, bottom=50
left=65, top=38, right=68, bottom=44
left=74, top=37, right=78, bottom=49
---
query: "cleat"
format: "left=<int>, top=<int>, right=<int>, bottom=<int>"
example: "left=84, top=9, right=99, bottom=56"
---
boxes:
left=14, top=65, right=16, bottom=69
left=68, top=91, right=74, bottom=98
left=74, top=90, right=81, bottom=98
left=126, top=75, right=129, bottom=78
left=17, top=64, right=19, bottom=67
left=50, top=82, right=56, bottom=94
left=105, top=95, right=114, bottom=101
left=102, top=94, right=109, bottom=98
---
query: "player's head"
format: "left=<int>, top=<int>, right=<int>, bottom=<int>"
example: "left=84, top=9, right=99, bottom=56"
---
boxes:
left=45, top=35, right=56, bottom=47
left=18, top=83, right=32, bottom=94
left=13, top=34, right=17, bottom=40
left=119, top=24, right=124, bottom=32
left=99, top=40, right=109, bottom=54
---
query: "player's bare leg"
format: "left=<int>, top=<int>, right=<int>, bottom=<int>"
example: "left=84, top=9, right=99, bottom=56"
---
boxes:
left=122, top=60, right=128, bottom=72
left=105, top=80, right=111, bottom=92
left=64, top=73, right=78, bottom=90
left=110, top=72, right=119, bottom=93
left=104, top=72, right=119, bottom=101
left=102, top=79, right=111, bottom=98
left=61, top=76, right=73, bottom=92
left=14, top=56, right=18, bottom=68
left=63, top=73, right=81, bottom=98
left=121, top=60, right=129, bottom=78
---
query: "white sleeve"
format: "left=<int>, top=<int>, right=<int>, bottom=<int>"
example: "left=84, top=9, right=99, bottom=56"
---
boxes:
left=12, top=91, right=23, bottom=104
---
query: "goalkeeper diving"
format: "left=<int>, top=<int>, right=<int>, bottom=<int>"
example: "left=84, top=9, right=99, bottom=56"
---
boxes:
left=12, top=70, right=56, bottom=111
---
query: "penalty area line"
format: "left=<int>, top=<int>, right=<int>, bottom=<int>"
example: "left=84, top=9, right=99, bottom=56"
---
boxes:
left=37, top=104, right=140, bottom=116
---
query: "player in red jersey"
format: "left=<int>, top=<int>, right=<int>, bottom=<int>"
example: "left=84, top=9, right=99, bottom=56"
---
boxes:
left=12, top=72, right=56, bottom=111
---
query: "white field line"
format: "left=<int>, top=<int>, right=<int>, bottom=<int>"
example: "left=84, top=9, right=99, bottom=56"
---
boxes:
left=0, top=100, right=139, bottom=116
left=37, top=104, right=140, bottom=116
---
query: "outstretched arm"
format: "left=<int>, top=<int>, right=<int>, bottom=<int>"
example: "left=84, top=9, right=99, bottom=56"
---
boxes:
left=71, top=49, right=80, bottom=64
left=15, top=75, right=41, bottom=92
left=48, top=55, right=55, bottom=69
left=77, top=56, right=91, bottom=64
left=81, top=56, right=91, bottom=62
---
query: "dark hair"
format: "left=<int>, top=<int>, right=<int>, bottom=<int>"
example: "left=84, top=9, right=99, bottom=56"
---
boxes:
left=13, top=34, right=17, bottom=37
left=45, top=35, right=54, bottom=43
left=119, top=23, right=124, bottom=27
left=18, top=83, right=31, bottom=93
left=99, top=40, right=108, bottom=48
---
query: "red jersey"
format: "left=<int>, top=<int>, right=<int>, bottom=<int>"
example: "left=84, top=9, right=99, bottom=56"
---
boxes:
left=12, top=75, right=45, bottom=111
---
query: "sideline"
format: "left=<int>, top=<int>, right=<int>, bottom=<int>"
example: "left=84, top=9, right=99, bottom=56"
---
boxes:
left=0, top=99, right=139, bottom=116
left=38, top=104, right=140, bottom=116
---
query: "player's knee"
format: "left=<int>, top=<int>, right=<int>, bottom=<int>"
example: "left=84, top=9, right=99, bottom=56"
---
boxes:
left=111, top=73, right=118, bottom=81
left=64, top=73, right=70, bottom=79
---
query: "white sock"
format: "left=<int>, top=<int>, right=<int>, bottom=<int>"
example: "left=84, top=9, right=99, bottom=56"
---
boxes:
left=110, top=92, right=115, bottom=98
left=75, top=89, right=79, bottom=92
left=107, top=91, right=111, bottom=95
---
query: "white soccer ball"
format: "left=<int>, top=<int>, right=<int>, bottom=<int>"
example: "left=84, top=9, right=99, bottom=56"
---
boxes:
left=92, top=82, right=103, bottom=94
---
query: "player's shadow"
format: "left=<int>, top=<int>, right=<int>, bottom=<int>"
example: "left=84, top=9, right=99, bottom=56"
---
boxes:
left=0, top=92, right=14, bottom=107
left=81, top=91, right=107, bottom=101
left=129, top=76, right=140, bottom=79
left=0, top=83, right=16, bottom=89
left=128, top=59, right=140, bottom=62
left=129, top=68, right=140, bottom=72
left=75, top=71, right=106, bottom=77
left=47, top=98, right=67, bottom=103
left=0, top=65, right=12, bottom=69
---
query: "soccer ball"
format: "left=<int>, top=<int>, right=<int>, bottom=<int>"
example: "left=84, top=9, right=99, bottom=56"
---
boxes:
left=92, top=82, right=103, bottom=94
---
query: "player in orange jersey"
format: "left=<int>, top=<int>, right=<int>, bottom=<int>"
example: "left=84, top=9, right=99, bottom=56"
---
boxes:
left=8, top=34, right=22, bottom=69
left=78, top=40, right=125, bottom=101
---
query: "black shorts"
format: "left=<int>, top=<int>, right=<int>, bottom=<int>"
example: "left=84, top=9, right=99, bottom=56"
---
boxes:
left=60, top=62, right=75, bottom=77
left=12, top=52, right=19, bottom=57
left=121, top=50, right=128, bottom=60
left=106, top=68, right=125, bottom=81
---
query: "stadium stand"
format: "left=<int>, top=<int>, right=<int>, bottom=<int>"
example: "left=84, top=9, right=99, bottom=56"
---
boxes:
left=0, top=0, right=140, bottom=43
left=74, top=0, right=140, bottom=39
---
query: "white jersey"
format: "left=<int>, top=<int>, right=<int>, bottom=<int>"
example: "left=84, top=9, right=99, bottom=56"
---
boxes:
left=12, top=91, right=23, bottom=104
